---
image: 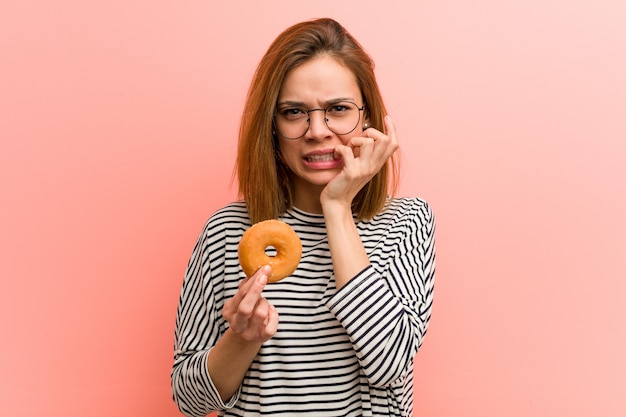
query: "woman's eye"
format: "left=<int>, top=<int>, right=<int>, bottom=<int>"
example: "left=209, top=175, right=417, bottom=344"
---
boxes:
left=279, top=108, right=306, bottom=118
left=328, top=103, right=353, bottom=116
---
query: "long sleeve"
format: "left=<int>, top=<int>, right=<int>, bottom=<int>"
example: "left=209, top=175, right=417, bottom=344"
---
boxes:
left=327, top=199, right=436, bottom=387
left=171, top=214, right=244, bottom=416
left=171, top=199, right=435, bottom=416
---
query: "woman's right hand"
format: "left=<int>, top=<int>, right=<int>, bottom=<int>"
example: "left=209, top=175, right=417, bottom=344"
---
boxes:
left=222, top=265, right=279, bottom=343
left=208, top=265, right=278, bottom=401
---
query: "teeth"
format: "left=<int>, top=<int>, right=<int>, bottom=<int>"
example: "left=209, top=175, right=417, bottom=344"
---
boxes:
left=306, top=153, right=335, bottom=162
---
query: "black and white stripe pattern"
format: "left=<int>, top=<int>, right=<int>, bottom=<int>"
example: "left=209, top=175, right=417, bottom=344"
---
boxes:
left=172, top=197, right=435, bottom=417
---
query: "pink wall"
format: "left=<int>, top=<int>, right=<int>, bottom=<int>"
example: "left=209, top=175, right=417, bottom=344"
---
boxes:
left=1, top=1, right=624, bottom=416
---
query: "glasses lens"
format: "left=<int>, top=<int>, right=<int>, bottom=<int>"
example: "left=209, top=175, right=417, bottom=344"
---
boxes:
left=274, top=101, right=362, bottom=139
left=274, top=105, right=309, bottom=139
left=325, top=102, right=361, bottom=135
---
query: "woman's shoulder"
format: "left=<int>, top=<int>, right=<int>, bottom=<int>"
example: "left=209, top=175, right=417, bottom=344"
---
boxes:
left=387, top=196, right=430, bottom=209
left=200, top=200, right=251, bottom=236
left=386, top=196, right=432, bottom=216
left=209, top=200, right=250, bottom=221
left=378, top=197, right=434, bottom=227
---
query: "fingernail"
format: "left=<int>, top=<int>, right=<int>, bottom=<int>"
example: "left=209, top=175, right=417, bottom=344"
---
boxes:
left=258, top=265, right=271, bottom=285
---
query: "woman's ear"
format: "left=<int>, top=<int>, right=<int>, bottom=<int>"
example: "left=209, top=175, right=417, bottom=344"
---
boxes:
left=362, top=116, right=371, bottom=131
left=362, top=103, right=371, bottom=131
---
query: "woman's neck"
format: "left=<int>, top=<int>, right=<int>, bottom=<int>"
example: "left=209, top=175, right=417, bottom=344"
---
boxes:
left=292, top=184, right=324, bottom=214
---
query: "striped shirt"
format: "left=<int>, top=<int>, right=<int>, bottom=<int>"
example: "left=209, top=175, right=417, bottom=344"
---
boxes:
left=172, top=197, right=435, bottom=417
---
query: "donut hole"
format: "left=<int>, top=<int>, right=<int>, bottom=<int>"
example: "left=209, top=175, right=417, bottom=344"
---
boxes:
left=264, top=245, right=277, bottom=257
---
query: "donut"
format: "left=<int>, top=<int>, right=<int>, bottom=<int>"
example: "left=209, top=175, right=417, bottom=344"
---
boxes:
left=238, top=220, right=302, bottom=283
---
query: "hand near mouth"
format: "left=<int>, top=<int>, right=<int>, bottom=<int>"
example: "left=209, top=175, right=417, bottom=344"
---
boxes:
left=321, top=115, right=399, bottom=210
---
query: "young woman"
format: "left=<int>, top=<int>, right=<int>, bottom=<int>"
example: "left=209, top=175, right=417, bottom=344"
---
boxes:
left=172, top=18, right=436, bottom=417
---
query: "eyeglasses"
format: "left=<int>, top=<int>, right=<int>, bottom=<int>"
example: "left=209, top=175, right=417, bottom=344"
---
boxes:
left=274, top=101, right=365, bottom=140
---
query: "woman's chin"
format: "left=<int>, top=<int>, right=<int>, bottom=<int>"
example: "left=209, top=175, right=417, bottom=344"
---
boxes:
left=293, top=171, right=339, bottom=190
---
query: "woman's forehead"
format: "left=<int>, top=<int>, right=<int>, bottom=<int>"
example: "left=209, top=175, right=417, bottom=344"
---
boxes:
left=277, top=56, right=360, bottom=106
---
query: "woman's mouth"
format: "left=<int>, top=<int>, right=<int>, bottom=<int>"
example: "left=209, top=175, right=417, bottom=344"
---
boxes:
left=302, top=150, right=342, bottom=169
left=304, top=153, right=336, bottom=162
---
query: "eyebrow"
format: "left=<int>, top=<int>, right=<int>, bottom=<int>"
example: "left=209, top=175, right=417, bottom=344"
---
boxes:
left=276, top=97, right=357, bottom=108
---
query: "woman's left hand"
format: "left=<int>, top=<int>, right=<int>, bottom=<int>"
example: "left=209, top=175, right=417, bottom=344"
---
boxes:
left=320, top=115, right=399, bottom=208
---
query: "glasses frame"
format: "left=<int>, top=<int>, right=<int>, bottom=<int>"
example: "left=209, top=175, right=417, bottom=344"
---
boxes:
left=273, top=101, right=366, bottom=140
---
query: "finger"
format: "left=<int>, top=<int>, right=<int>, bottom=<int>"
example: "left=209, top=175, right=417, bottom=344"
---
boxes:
left=383, top=115, right=396, bottom=139
left=261, top=304, right=280, bottom=339
left=238, top=273, right=253, bottom=289
left=246, top=302, right=279, bottom=342
left=234, top=299, right=274, bottom=341
left=362, top=116, right=398, bottom=161
left=349, top=135, right=376, bottom=146
left=233, top=273, right=259, bottom=304
left=247, top=297, right=271, bottom=329
left=225, top=264, right=270, bottom=325
left=363, top=116, right=396, bottom=142
left=237, top=265, right=271, bottom=317
left=348, top=136, right=376, bottom=160
left=382, top=115, right=399, bottom=150
left=349, top=136, right=376, bottom=152
left=334, top=144, right=355, bottom=163
left=237, top=264, right=270, bottom=289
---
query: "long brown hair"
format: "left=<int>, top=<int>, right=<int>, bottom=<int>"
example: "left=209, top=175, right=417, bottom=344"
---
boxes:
left=236, top=18, right=399, bottom=224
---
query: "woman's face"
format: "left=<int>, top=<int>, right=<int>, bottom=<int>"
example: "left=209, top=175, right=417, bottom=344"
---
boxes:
left=276, top=55, right=367, bottom=212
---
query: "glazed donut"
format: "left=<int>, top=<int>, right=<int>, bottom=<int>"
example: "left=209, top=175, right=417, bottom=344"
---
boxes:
left=238, top=220, right=302, bottom=283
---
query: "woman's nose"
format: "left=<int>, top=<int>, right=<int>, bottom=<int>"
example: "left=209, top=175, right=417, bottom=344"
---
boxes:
left=305, top=109, right=332, bottom=140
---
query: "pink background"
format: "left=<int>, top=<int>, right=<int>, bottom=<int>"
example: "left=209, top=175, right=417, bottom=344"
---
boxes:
left=1, top=1, right=624, bottom=416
